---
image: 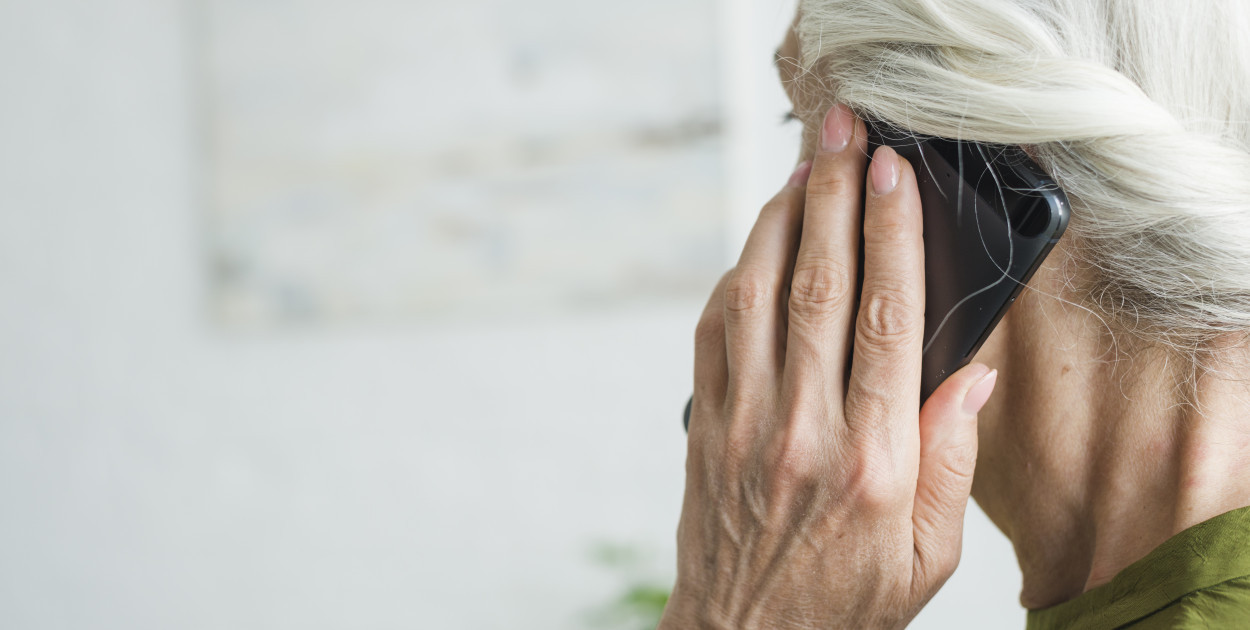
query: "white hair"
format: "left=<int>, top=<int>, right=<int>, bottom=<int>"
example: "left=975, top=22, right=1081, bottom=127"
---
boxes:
left=794, top=0, right=1250, bottom=358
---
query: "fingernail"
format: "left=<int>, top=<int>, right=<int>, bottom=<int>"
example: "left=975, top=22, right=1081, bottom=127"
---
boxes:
left=820, top=104, right=854, bottom=153
left=788, top=160, right=813, bottom=187
left=870, top=145, right=900, bottom=194
left=961, top=369, right=998, bottom=415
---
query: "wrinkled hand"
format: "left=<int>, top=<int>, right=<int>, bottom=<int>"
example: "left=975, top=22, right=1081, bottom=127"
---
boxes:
left=659, top=105, right=999, bottom=630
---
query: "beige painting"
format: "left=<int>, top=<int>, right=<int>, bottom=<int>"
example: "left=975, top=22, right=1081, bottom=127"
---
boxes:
left=202, top=0, right=725, bottom=326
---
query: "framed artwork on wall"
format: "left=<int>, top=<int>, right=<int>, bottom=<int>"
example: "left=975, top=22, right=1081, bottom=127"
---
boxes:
left=199, top=0, right=726, bottom=327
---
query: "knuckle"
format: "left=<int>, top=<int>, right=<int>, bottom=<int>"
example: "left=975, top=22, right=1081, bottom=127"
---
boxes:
left=769, top=423, right=820, bottom=483
left=806, top=168, right=858, bottom=199
left=722, top=385, right=766, bottom=425
left=939, top=440, right=979, bottom=484
left=857, top=288, right=921, bottom=348
left=936, top=547, right=963, bottom=582
left=789, top=258, right=851, bottom=317
left=694, top=312, right=724, bottom=352
left=724, top=268, right=774, bottom=317
left=864, top=205, right=920, bottom=246
left=846, top=450, right=906, bottom=513
left=760, top=193, right=796, bottom=218
left=722, top=390, right=771, bottom=453
left=845, top=381, right=892, bottom=427
left=685, top=429, right=708, bottom=464
left=723, top=425, right=757, bottom=464
left=918, top=544, right=963, bottom=588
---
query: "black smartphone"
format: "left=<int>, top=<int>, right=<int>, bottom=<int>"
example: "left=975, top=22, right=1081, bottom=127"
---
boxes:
left=682, top=125, right=1069, bottom=430
left=865, top=120, right=1070, bottom=400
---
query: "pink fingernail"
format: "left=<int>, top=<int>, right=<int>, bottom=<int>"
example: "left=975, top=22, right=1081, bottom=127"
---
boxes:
left=870, top=145, right=900, bottom=194
left=821, top=104, right=854, bottom=153
left=961, top=369, right=998, bottom=415
left=788, top=160, right=812, bottom=187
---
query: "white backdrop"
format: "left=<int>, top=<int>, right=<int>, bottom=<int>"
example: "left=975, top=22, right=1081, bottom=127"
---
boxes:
left=0, top=0, right=1024, bottom=628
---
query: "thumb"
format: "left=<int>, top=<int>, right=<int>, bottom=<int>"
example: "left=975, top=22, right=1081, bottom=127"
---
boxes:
left=911, top=363, right=997, bottom=587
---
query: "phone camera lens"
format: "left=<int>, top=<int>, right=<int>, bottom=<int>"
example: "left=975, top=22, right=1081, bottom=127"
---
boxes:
left=1010, top=196, right=1051, bottom=238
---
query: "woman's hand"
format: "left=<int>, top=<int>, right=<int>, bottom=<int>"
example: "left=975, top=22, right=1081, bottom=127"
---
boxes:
left=659, top=105, right=999, bottom=630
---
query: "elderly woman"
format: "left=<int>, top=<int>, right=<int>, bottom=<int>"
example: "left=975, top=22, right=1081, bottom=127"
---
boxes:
left=661, top=1, right=1250, bottom=628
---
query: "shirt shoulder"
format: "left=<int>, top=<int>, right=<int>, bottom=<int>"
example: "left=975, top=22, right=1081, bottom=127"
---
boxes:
left=1125, top=575, right=1250, bottom=629
left=1027, top=505, right=1250, bottom=630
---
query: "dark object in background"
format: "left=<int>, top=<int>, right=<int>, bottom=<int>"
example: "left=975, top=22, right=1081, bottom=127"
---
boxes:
left=683, top=123, right=1069, bottom=432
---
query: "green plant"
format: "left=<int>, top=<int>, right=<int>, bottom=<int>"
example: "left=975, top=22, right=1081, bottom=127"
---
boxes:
left=585, top=542, right=673, bottom=630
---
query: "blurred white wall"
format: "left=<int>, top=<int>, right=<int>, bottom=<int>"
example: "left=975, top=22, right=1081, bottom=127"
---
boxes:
left=0, top=0, right=1024, bottom=628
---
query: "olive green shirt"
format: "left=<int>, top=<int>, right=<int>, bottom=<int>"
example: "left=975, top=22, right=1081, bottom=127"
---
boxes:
left=1026, top=505, right=1250, bottom=629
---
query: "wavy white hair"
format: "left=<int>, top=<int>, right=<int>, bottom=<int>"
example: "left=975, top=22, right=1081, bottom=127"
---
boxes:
left=795, top=0, right=1250, bottom=357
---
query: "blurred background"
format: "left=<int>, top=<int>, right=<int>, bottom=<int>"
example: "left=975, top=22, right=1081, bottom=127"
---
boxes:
left=0, top=0, right=1024, bottom=628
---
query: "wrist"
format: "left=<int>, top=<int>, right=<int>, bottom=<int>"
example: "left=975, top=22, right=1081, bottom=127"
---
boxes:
left=657, top=585, right=714, bottom=630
